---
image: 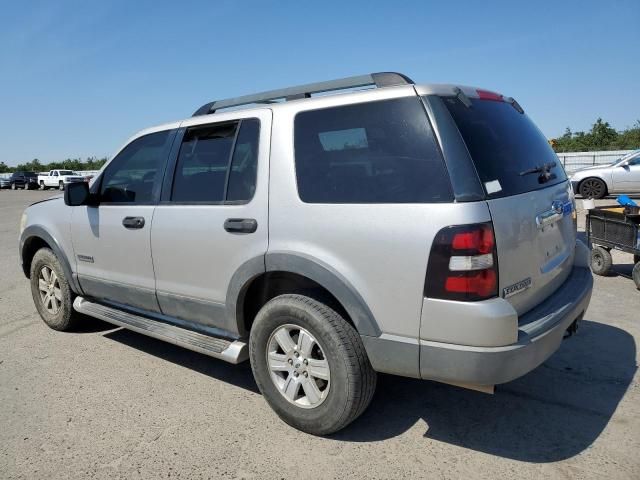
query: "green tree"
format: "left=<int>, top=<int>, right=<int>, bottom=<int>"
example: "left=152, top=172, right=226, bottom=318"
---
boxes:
left=551, top=118, right=640, bottom=152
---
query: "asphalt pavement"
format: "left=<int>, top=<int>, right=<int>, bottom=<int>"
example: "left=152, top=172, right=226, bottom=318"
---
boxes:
left=1, top=190, right=638, bottom=479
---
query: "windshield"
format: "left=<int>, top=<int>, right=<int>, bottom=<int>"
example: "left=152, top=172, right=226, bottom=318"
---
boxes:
left=616, top=150, right=640, bottom=165
left=442, top=96, right=567, bottom=198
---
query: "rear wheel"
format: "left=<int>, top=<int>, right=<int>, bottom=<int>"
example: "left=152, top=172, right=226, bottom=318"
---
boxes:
left=30, top=248, right=80, bottom=331
left=591, top=246, right=612, bottom=276
left=579, top=178, right=607, bottom=199
left=40, top=181, right=46, bottom=190
left=249, top=294, right=376, bottom=435
left=633, top=262, right=640, bottom=290
left=11, top=182, right=16, bottom=190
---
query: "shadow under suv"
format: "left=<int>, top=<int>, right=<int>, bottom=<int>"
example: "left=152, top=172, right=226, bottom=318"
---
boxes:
left=19, top=72, right=593, bottom=435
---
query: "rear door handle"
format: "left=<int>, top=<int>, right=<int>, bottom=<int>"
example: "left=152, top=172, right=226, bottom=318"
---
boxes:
left=122, top=216, right=145, bottom=229
left=224, top=218, right=257, bottom=234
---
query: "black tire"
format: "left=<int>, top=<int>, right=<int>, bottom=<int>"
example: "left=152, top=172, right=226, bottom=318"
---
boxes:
left=634, top=255, right=640, bottom=265
left=30, top=248, right=80, bottom=331
left=59, top=181, right=64, bottom=191
left=633, top=262, right=640, bottom=290
left=591, top=246, right=613, bottom=276
left=579, top=178, right=607, bottom=199
left=11, top=182, right=16, bottom=190
left=40, top=181, right=47, bottom=190
left=249, top=294, right=376, bottom=435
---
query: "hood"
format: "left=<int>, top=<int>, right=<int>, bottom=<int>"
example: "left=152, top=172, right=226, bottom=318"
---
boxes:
left=573, top=164, right=610, bottom=173
left=29, top=195, right=63, bottom=207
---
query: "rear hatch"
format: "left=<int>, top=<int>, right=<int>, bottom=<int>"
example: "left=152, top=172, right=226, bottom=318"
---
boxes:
left=442, top=91, right=575, bottom=315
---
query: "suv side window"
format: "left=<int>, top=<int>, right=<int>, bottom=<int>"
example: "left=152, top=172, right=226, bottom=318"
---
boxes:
left=171, top=118, right=260, bottom=203
left=100, top=130, right=173, bottom=203
left=294, top=97, right=452, bottom=203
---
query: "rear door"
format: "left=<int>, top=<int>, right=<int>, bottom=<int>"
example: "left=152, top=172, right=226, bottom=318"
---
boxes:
left=151, top=110, right=270, bottom=334
left=441, top=93, right=575, bottom=315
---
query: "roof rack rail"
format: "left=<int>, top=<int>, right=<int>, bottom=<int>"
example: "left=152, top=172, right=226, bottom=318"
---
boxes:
left=192, top=71, right=414, bottom=116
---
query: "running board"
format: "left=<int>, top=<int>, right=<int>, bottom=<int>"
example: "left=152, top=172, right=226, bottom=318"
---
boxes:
left=73, top=297, right=248, bottom=364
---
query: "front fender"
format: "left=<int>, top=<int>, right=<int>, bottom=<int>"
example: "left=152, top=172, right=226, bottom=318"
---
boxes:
left=19, top=225, right=82, bottom=294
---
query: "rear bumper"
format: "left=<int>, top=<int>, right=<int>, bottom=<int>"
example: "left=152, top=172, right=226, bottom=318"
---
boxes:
left=419, top=264, right=593, bottom=385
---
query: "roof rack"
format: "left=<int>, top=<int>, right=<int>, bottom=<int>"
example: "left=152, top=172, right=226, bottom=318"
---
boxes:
left=192, top=72, right=414, bottom=116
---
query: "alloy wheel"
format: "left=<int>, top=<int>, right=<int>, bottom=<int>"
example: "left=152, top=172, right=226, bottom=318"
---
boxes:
left=581, top=179, right=604, bottom=198
left=266, top=324, right=330, bottom=409
left=38, top=265, right=62, bottom=315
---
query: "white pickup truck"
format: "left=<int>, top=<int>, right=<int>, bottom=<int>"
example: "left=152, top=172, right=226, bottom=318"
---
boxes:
left=38, top=170, right=86, bottom=190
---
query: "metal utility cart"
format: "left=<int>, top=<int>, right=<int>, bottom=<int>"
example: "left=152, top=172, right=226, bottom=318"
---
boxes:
left=586, top=205, right=640, bottom=288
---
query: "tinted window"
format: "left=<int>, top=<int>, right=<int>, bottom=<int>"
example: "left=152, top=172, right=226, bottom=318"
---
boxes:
left=294, top=97, right=452, bottom=203
left=171, top=119, right=260, bottom=203
left=172, top=123, right=237, bottom=202
left=443, top=96, right=567, bottom=197
left=24, top=172, right=37, bottom=178
left=226, top=119, right=260, bottom=202
left=100, top=130, right=172, bottom=203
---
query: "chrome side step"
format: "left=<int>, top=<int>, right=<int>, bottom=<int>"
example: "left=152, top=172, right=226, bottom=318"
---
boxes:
left=73, top=297, right=248, bottom=364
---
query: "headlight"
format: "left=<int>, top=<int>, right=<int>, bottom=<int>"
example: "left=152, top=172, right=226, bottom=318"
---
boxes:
left=20, top=212, right=27, bottom=235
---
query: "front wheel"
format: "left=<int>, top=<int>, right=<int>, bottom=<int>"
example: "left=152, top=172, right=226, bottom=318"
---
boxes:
left=11, top=183, right=16, bottom=190
left=59, top=181, right=64, bottom=190
left=249, top=294, right=376, bottom=435
left=579, top=178, right=607, bottom=199
left=30, top=248, right=80, bottom=331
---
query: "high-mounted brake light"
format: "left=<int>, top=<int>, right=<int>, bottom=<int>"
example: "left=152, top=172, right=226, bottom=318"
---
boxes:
left=476, top=89, right=503, bottom=102
left=424, top=222, right=498, bottom=301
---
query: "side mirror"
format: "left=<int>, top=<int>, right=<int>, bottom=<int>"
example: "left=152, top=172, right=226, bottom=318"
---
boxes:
left=64, top=182, right=93, bottom=206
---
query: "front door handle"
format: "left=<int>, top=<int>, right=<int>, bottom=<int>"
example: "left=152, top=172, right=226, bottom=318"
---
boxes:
left=122, top=216, right=145, bottom=229
left=224, top=218, right=257, bottom=234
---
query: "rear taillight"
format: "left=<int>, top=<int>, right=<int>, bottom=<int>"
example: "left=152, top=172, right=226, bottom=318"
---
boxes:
left=425, top=222, right=498, bottom=301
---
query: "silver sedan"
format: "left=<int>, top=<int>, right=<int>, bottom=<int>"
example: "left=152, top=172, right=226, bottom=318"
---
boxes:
left=570, top=150, right=640, bottom=198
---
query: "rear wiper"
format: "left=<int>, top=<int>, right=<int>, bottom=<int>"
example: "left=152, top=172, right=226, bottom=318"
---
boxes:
left=519, top=161, right=557, bottom=183
left=519, top=161, right=556, bottom=176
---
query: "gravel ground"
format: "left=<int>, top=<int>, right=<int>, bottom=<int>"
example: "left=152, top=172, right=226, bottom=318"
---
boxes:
left=0, top=190, right=638, bottom=480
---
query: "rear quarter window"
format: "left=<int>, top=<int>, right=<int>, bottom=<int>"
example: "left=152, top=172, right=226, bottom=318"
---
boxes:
left=442, top=96, right=567, bottom=197
left=294, top=97, right=453, bottom=204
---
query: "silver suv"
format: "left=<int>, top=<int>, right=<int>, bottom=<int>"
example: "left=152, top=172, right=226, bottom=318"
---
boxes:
left=19, top=72, right=593, bottom=435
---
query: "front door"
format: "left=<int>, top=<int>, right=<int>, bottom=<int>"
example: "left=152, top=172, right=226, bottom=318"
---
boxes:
left=611, top=154, right=640, bottom=192
left=151, top=110, right=270, bottom=334
left=70, top=129, right=176, bottom=312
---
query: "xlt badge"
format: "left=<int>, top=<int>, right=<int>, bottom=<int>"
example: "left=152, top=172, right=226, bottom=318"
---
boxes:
left=503, top=277, right=532, bottom=298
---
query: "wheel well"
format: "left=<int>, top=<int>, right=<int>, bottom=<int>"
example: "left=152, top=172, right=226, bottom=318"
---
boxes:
left=21, top=236, right=51, bottom=278
left=240, top=271, right=354, bottom=335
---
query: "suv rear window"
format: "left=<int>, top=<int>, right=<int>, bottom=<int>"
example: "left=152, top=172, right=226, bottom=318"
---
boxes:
left=442, top=96, right=566, bottom=197
left=294, top=97, right=452, bottom=203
